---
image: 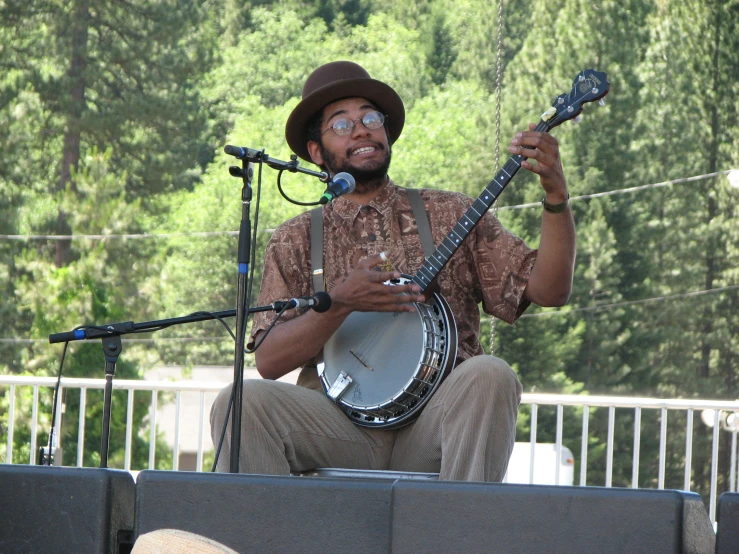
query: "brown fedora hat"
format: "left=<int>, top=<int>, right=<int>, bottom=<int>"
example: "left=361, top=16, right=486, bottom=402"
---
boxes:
left=285, top=61, right=405, bottom=162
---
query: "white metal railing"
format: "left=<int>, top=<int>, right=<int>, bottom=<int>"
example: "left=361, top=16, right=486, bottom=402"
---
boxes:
left=1, top=375, right=738, bottom=524
left=1, top=376, right=223, bottom=474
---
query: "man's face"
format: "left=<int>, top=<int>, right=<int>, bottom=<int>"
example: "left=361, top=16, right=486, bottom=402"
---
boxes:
left=307, top=97, right=391, bottom=189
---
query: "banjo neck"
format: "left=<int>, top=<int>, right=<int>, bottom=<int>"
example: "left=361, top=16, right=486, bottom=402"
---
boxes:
left=411, top=121, right=548, bottom=294
left=410, top=68, right=610, bottom=294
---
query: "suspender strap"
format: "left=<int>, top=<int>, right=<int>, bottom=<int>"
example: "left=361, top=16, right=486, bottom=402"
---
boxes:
left=407, top=188, right=434, bottom=258
left=310, top=189, right=433, bottom=293
left=310, top=207, right=325, bottom=293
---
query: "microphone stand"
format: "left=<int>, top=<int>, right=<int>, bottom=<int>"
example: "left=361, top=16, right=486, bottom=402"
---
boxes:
left=225, top=147, right=324, bottom=472
left=228, top=156, right=253, bottom=473
left=48, top=304, right=283, bottom=468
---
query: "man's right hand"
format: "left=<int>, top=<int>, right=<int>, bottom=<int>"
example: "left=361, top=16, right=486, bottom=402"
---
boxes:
left=254, top=253, right=424, bottom=379
left=329, top=252, right=425, bottom=314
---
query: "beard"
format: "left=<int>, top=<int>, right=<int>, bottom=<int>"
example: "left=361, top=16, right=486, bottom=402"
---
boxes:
left=319, top=141, right=392, bottom=194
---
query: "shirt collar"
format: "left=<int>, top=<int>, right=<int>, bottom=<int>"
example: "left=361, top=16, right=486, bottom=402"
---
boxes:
left=329, top=178, right=399, bottom=223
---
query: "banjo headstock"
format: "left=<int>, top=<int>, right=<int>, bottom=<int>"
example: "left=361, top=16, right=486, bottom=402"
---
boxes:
left=540, top=69, right=610, bottom=130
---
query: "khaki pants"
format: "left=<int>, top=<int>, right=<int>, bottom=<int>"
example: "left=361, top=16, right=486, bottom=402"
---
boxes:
left=210, top=355, right=522, bottom=482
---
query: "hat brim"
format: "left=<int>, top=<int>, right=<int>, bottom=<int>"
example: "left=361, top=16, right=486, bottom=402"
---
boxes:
left=285, top=77, right=405, bottom=163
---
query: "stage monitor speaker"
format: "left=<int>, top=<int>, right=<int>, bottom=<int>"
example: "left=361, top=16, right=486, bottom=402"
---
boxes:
left=134, top=470, right=716, bottom=554
left=134, top=470, right=395, bottom=554
left=717, top=492, right=739, bottom=554
left=0, top=464, right=135, bottom=554
left=391, top=481, right=716, bottom=554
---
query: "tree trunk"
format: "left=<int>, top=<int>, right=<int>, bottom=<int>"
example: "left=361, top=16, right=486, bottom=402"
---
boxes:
left=56, top=0, right=89, bottom=268
left=699, top=0, right=722, bottom=378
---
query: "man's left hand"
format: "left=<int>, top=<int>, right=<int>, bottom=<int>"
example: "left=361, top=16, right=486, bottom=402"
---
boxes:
left=509, top=123, right=568, bottom=202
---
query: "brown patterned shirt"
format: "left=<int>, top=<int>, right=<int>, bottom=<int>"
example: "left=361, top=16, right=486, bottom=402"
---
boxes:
left=249, top=181, right=537, bottom=377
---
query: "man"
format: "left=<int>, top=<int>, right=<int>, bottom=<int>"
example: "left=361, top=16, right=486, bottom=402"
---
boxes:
left=210, top=61, right=575, bottom=482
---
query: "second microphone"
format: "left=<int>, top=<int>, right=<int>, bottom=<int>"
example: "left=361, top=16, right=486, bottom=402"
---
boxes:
left=273, top=292, right=332, bottom=313
left=319, top=173, right=355, bottom=204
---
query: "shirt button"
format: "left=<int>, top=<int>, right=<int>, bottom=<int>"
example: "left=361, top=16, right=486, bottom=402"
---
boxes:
left=368, top=233, right=376, bottom=241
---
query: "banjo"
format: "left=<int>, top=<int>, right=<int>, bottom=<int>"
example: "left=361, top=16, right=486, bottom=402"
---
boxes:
left=318, top=70, right=610, bottom=428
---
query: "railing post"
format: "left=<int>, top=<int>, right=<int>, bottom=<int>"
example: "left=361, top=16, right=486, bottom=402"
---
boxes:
left=632, top=407, right=641, bottom=488
left=173, top=391, right=181, bottom=471
left=710, top=410, right=720, bottom=523
left=77, top=388, right=86, bottom=467
left=197, top=391, right=206, bottom=472
left=555, top=404, right=563, bottom=486
left=125, top=389, right=134, bottom=471
left=730, top=430, right=737, bottom=493
left=6, top=384, right=15, bottom=464
left=30, top=386, right=39, bottom=465
left=658, top=407, right=667, bottom=489
left=529, top=403, right=538, bottom=485
left=684, top=409, right=693, bottom=491
left=149, top=390, right=157, bottom=470
left=580, top=405, right=589, bottom=486
left=606, top=406, right=615, bottom=487
left=54, top=385, right=63, bottom=457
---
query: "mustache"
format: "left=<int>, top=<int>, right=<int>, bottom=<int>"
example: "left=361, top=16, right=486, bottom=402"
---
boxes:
left=345, top=142, right=385, bottom=157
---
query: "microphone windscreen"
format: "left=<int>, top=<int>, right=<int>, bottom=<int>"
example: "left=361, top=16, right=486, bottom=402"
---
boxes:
left=333, top=172, right=356, bottom=194
left=312, top=291, right=332, bottom=313
left=224, top=145, right=242, bottom=157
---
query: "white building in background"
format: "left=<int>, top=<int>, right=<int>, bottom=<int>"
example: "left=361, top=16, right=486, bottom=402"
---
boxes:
left=505, top=443, right=575, bottom=486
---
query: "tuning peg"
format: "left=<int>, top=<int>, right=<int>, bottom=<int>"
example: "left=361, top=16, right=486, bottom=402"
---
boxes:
left=599, top=98, right=606, bottom=107
left=572, top=115, right=583, bottom=125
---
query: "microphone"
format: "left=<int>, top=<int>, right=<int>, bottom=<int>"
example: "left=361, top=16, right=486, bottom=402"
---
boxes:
left=274, top=291, right=332, bottom=313
left=319, top=172, right=356, bottom=204
left=223, top=145, right=263, bottom=162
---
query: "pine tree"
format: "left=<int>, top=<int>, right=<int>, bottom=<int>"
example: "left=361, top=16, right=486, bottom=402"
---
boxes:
left=627, top=0, right=739, bottom=497
left=0, top=0, right=223, bottom=468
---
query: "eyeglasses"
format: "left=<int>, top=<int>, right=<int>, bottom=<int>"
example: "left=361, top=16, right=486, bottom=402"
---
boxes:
left=322, top=110, right=386, bottom=136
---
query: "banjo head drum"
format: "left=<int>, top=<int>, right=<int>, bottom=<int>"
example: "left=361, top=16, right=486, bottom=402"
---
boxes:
left=318, top=276, right=457, bottom=429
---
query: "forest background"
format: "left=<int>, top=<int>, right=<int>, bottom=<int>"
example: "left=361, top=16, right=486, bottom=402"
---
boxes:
left=1, top=0, right=737, bottom=502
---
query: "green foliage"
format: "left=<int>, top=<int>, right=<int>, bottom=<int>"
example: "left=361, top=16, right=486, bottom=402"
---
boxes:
left=392, top=81, right=498, bottom=197
left=424, top=7, right=457, bottom=86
